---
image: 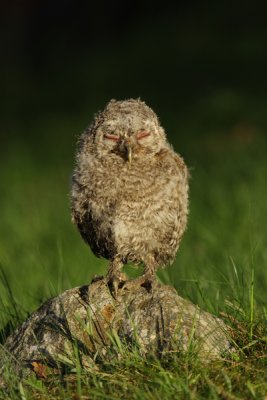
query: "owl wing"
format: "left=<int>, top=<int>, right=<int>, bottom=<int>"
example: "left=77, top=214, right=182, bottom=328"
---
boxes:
left=156, top=147, right=189, bottom=186
left=156, top=147, right=189, bottom=262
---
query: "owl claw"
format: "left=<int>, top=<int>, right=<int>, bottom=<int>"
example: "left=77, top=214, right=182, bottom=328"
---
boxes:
left=106, top=272, right=127, bottom=299
left=122, top=274, right=155, bottom=293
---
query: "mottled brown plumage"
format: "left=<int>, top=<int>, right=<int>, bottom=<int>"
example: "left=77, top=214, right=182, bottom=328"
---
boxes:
left=71, top=99, right=189, bottom=295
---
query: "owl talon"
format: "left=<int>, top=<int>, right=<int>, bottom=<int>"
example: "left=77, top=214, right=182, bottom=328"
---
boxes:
left=106, top=272, right=127, bottom=299
left=141, top=278, right=153, bottom=292
left=122, top=274, right=155, bottom=293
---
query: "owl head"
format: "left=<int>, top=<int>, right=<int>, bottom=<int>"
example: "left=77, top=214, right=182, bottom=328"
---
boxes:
left=87, top=99, right=167, bottom=161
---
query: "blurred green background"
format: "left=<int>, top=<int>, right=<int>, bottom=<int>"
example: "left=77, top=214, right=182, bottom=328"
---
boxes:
left=0, top=1, right=266, bottom=328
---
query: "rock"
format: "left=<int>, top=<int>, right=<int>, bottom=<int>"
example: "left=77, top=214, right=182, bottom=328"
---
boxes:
left=0, top=277, right=234, bottom=381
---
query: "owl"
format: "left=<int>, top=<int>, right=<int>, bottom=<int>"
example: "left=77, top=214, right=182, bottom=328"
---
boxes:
left=71, top=99, right=189, bottom=296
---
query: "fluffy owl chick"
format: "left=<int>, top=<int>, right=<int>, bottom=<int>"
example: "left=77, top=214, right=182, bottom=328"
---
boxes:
left=71, top=99, right=189, bottom=296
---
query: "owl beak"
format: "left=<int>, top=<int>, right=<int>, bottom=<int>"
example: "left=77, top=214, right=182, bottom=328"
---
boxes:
left=125, top=142, right=132, bottom=163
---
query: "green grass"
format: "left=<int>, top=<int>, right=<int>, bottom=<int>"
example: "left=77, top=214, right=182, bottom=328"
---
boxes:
left=0, top=312, right=266, bottom=399
left=0, top=111, right=267, bottom=398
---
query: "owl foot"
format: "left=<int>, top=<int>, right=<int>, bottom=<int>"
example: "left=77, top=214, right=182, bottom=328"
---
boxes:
left=122, top=273, right=155, bottom=293
left=106, top=272, right=127, bottom=299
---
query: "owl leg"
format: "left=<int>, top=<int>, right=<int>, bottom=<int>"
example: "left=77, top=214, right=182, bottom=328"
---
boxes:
left=106, top=257, right=127, bottom=298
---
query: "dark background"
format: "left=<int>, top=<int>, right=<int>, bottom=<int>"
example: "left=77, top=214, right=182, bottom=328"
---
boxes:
left=1, top=0, right=267, bottom=150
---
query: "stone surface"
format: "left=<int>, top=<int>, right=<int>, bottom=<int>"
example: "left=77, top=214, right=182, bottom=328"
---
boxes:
left=0, top=277, right=234, bottom=382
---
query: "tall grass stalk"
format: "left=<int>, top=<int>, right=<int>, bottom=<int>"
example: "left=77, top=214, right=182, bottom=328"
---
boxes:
left=249, top=266, right=255, bottom=341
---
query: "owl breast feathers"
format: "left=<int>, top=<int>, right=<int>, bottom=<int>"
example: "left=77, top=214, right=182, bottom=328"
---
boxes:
left=71, top=99, right=189, bottom=292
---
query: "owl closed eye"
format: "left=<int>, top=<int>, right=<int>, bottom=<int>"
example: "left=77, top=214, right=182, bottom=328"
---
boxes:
left=103, top=130, right=150, bottom=142
left=96, top=118, right=165, bottom=160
